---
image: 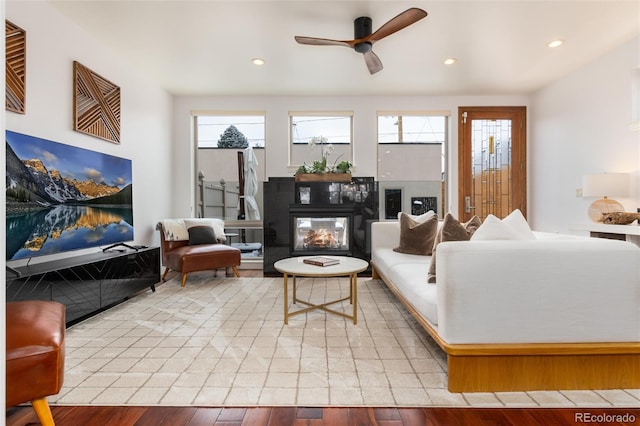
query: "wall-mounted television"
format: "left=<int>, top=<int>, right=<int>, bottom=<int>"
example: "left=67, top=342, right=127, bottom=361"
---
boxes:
left=6, top=130, right=134, bottom=261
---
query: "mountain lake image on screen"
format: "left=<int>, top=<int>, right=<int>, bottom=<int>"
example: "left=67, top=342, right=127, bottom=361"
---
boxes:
left=6, top=130, right=134, bottom=260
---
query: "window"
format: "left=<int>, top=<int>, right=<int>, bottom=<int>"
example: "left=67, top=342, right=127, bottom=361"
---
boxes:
left=291, top=114, right=352, bottom=144
left=196, top=113, right=265, bottom=148
left=377, top=112, right=449, bottom=219
left=192, top=111, right=267, bottom=221
left=378, top=114, right=446, bottom=144
left=289, top=112, right=353, bottom=167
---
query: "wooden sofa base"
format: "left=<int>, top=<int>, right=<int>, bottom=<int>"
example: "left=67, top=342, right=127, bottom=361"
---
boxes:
left=372, top=264, right=640, bottom=393
left=447, top=351, right=640, bottom=393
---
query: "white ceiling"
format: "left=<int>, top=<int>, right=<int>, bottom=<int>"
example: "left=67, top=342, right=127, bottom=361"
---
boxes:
left=49, top=0, right=640, bottom=96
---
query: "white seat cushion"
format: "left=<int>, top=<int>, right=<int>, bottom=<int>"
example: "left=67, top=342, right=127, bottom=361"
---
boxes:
left=373, top=248, right=437, bottom=325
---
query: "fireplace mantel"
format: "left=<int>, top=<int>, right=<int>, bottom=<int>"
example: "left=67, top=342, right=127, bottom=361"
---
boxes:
left=294, top=173, right=352, bottom=183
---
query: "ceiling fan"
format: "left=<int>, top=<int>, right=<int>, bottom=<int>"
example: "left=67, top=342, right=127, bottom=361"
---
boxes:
left=294, top=8, right=428, bottom=75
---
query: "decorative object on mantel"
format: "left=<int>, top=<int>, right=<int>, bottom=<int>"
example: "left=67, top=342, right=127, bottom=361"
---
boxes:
left=5, top=20, right=26, bottom=114
left=73, top=61, right=121, bottom=144
left=601, top=212, right=640, bottom=225
left=294, top=135, right=352, bottom=182
left=582, top=173, right=629, bottom=222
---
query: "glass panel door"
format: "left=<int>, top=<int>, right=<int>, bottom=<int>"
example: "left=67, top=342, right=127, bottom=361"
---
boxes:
left=471, top=119, right=512, bottom=220
left=458, top=107, right=527, bottom=222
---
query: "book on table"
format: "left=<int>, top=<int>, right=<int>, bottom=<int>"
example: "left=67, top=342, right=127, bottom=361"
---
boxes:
left=303, top=256, right=340, bottom=266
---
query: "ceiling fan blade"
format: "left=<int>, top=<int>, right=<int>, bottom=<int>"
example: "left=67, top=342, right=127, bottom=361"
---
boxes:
left=363, top=50, right=383, bottom=74
left=294, top=36, right=353, bottom=48
left=367, top=8, right=428, bottom=43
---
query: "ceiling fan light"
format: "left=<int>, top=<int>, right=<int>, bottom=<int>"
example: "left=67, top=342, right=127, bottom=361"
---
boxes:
left=354, top=42, right=372, bottom=53
left=444, top=58, right=457, bottom=65
left=547, top=39, right=563, bottom=48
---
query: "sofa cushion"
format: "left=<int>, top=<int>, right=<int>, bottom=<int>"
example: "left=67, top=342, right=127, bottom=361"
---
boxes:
left=183, top=218, right=227, bottom=242
left=387, top=262, right=438, bottom=326
left=502, top=209, right=536, bottom=239
left=373, top=247, right=431, bottom=275
left=188, top=226, right=217, bottom=245
left=160, top=218, right=228, bottom=242
left=427, top=213, right=481, bottom=283
left=396, top=210, right=436, bottom=223
left=393, top=213, right=439, bottom=256
left=471, top=209, right=534, bottom=241
left=165, top=243, right=241, bottom=273
left=371, top=244, right=437, bottom=326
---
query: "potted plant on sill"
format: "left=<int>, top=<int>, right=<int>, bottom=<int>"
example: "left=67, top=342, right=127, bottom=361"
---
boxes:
left=294, top=135, right=353, bottom=182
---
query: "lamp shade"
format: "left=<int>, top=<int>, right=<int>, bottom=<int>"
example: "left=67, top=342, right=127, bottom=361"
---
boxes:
left=582, top=173, right=629, bottom=198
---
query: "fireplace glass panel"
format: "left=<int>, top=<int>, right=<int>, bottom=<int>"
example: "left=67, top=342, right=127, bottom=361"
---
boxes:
left=293, top=216, right=350, bottom=252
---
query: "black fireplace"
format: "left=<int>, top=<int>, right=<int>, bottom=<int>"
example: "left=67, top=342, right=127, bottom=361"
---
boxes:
left=263, top=177, right=378, bottom=275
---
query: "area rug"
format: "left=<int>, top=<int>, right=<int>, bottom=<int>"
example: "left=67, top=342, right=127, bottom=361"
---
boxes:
left=51, top=275, right=638, bottom=408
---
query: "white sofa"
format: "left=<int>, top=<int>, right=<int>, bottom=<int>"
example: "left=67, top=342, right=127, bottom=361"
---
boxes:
left=371, top=220, right=640, bottom=392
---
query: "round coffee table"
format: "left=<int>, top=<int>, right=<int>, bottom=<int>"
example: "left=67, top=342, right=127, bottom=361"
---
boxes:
left=274, top=256, right=369, bottom=325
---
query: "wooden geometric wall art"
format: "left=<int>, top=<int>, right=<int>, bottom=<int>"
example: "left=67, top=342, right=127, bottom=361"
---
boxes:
left=6, top=20, right=26, bottom=114
left=73, top=61, right=121, bottom=144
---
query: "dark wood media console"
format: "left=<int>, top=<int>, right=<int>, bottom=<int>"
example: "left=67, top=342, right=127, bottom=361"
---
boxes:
left=6, top=247, right=160, bottom=326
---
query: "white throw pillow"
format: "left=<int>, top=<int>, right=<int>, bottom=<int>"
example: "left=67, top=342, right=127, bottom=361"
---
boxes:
left=397, top=210, right=436, bottom=223
left=502, top=209, right=536, bottom=240
left=471, top=209, right=535, bottom=241
left=183, top=218, right=227, bottom=242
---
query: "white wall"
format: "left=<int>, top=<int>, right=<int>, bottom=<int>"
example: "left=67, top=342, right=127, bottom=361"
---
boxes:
left=4, top=1, right=174, bottom=264
left=173, top=95, right=529, bottom=218
left=530, top=36, right=640, bottom=233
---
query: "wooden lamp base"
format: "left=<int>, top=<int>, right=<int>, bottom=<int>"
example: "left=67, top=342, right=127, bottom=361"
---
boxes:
left=588, top=197, right=624, bottom=222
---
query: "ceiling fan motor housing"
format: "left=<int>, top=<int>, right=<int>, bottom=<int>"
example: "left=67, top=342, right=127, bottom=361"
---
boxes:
left=354, top=16, right=373, bottom=53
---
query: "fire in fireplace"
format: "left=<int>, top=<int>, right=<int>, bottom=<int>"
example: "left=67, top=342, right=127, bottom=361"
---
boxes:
left=290, top=206, right=353, bottom=256
left=304, top=228, right=339, bottom=248
left=296, top=217, right=348, bottom=251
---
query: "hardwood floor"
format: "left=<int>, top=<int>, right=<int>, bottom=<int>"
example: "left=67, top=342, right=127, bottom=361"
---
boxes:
left=238, top=268, right=267, bottom=278
left=7, top=405, right=640, bottom=425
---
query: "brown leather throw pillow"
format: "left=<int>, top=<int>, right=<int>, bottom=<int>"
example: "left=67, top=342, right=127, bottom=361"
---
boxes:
left=393, top=213, right=439, bottom=256
left=427, top=213, right=481, bottom=283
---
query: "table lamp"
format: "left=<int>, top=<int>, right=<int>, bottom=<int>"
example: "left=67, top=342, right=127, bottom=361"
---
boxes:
left=582, top=173, right=629, bottom=222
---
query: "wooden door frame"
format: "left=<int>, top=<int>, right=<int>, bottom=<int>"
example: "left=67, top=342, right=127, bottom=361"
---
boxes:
left=458, top=106, right=527, bottom=221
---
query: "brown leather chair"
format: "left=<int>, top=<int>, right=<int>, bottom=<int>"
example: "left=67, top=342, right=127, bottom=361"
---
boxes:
left=6, top=301, right=65, bottom=426
left=157, top=222, right=241, bottom=287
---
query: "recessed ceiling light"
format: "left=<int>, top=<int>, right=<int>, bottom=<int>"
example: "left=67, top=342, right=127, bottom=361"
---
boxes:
left=444, top=58, right=457, bottom=65
left=547, top=40, right=563, bottom=48
left=252, top=58, right=265, bottom=66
